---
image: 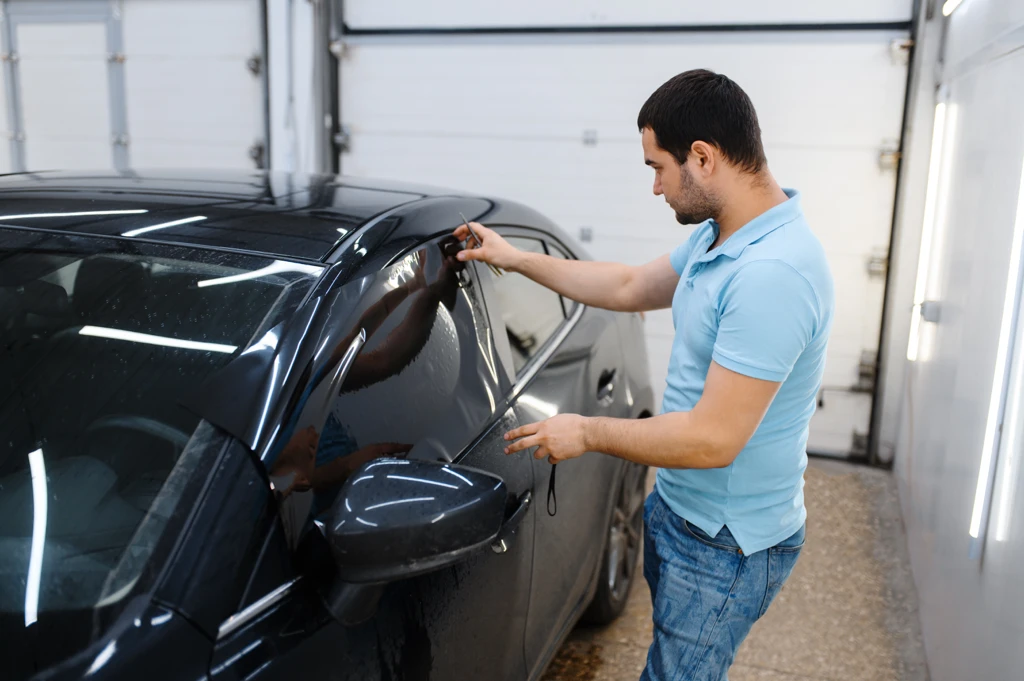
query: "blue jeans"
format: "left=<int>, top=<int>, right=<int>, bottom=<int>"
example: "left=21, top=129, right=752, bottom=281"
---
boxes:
left=641, top=491, right=805, bottom=681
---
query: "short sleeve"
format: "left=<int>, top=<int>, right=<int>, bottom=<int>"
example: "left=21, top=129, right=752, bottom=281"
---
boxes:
left=711, top=260, right=819, bottom=382
left=669, top=227, right=705, bottom=276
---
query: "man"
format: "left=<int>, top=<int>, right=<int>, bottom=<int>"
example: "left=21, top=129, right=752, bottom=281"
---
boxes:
left=454, top=69, right=834, bottom=680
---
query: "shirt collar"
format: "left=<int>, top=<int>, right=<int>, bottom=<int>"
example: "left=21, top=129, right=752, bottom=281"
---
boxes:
left=695, top=189, right=802, bottom=263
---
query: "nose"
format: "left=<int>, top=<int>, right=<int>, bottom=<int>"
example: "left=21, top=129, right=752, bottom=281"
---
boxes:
left=652, top=175, right=662, bottom=196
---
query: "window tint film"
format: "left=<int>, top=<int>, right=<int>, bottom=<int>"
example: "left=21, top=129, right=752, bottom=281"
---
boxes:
left=0, top=229, right=320, bottom=635
left=268, top=238, right=502, bottom=549
left=489, top=237, right=567, bottom=375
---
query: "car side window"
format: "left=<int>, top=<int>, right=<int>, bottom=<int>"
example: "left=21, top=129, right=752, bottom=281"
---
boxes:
left=267, top=237, right=502, bottom=550
left=488, top=236, right=568, bottom=376
left=542, top=240, right=576, bottom=319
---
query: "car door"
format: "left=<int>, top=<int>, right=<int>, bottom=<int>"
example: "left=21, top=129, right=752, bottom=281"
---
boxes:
left=477, top=231, right=629, bottom=677
left=208, top=236, right=535, bottom=681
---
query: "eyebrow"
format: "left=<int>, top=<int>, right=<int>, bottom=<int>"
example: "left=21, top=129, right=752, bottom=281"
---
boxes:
left=645, top=159, right=657, bottom=167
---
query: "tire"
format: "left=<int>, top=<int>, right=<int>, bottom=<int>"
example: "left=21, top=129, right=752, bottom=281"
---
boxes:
left=581, top=461, right=648, bottom=625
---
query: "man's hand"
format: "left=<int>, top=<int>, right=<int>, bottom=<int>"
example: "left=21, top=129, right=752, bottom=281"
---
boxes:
left=453, top=222, right=525, bottom=271
left=504, top=414, right=590, bottom=464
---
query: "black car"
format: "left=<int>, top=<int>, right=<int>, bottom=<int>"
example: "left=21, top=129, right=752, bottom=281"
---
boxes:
left=0, top=170, right=654, bottom=681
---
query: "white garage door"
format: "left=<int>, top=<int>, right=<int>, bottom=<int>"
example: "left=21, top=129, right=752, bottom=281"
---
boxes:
left=337, top=3, right=912, bottom=457
left=0, top=0, right=265, bottom=173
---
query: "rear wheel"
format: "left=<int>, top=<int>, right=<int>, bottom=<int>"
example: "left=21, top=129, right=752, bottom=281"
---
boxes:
left=581, top=461, right=647, bottom=624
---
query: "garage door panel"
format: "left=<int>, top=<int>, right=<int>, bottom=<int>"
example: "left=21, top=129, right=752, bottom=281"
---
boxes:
left=123, top=0, right=261, bottom=57
left=344, top=0, right=912, bottom=29
left=129, top=141, right=254, bottom=169
left=809, top=391, right=873, bottom=455
left=18, top=22, right=111, bottom=170
left=342, top=37, right=906, bottom=148
left=125, top=60, right=262, bottom=142
left=346, top=134, right=896, bottom=257
left=122, top=0, right=263, bottom=169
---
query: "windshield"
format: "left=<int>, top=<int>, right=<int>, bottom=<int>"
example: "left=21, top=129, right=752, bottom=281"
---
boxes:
left=0, top=228, right=320, bottom=661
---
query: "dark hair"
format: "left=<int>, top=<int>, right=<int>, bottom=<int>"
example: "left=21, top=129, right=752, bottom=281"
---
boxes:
left=637, top=69, right=767, bottom=174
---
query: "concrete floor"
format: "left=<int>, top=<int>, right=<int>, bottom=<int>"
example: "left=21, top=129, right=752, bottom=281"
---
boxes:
left=542, top=459, right=929, bottom=681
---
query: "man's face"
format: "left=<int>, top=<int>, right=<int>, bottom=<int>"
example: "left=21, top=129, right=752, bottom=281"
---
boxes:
left=642, top=127, right=719, bottom=225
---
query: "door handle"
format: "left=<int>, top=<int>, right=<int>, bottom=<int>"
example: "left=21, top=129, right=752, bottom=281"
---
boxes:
left=597, top=368, right=616, bottom=402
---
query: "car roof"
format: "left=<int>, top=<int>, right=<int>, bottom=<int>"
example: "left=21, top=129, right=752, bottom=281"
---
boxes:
left=0, top=169, right=459, bottom=262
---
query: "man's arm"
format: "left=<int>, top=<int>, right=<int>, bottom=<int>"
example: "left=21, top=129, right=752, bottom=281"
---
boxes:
left=453, top=222, right=679, bottom=312
left=504, top=259, right=820, bottom=466
left=503, top=361, right=780, bottom=467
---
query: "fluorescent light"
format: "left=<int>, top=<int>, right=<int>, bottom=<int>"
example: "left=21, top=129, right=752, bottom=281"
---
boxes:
left=0, top=209, right=147, bottom=220
left=79, top=325, right=237, bottom=354
left=122, top=215, right=207, bottom=238
left=908, top=103, right=951, bottom=361
left=942, top=0, right=965, bottom=16
left=994, top=329, right=1024, bottom=541
left=196, top=260, right=323, bottom=288
left=24, top=449, right=47, bottom=627
left=969, top=154, right=1024, bottom=539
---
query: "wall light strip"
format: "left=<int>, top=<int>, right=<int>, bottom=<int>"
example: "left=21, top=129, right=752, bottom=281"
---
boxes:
left=79, top=325, right=237, bottom=354
left=122, top=215, right=207, bottom=238
left=0, top=209, right=148, bottom=220
left=908, top=102, right=949, bottom=361
left=994, top=316, right=1024, bottom=541
left=942, top=0, right=965, bottom=17
left=969, top=154, right=1024, bottom=541
left=24, top=448, right=47, bottom=627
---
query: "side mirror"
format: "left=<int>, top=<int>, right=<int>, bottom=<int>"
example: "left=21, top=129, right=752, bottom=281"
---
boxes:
left=326, top=458, right=509, bottom=584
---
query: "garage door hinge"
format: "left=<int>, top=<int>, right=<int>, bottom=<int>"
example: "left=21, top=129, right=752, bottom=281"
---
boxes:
left=249, top=141, right=266, bottom=169
left=112, top=134, right=129, bottom=146
left=334, top=124, right=352, bottom=153
left=107, top=53, right=126, bottom=64
left=866, top=250, right=888, bottom=278
left=582, top=129, right=598, bottom=146
left=247, top=55, right=262, bottom=76
left=890, top=38, right=913, bottom=65
left=856, top=350, right=877, bottom=393
left=329, top=39, right=348, bottom=60
left=878, top=141, right=901, bottom=171
left=1, top=52, right=19, bottom=64
left=850, top=430, right=869, bottom=458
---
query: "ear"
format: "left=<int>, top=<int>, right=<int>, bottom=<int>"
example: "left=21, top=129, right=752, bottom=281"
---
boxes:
left=690, top=141, right=716, bottom=176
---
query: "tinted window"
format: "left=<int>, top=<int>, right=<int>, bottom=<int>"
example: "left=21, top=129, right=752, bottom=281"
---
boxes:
left=488, top=237, right=568, bottom=375
left=0, top=230, right=320, bottom=628
left=268, top=238, right=503, bottom=548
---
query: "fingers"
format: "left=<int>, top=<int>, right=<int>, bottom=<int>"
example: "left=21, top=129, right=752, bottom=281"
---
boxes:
left=505, top=422, right=541, bottom=441
left=453, top=221, right=488, bottom=245
left=505, top=434, right=542, bottom=455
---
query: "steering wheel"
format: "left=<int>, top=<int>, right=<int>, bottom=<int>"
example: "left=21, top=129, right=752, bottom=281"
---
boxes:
left=83, top=414, right=192, bottom=469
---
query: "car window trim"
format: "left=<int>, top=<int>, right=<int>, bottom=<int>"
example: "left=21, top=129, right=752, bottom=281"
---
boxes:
left=217, top=576, right=302, bottom=640
left=488, top=227, right=585, bottom=397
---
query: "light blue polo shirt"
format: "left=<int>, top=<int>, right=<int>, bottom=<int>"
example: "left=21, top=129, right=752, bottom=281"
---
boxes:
left=657, top=189, right=834, bottom=555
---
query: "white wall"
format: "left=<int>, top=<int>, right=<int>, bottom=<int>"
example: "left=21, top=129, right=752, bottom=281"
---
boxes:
left=893, top=1, right=1024, bottom=678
